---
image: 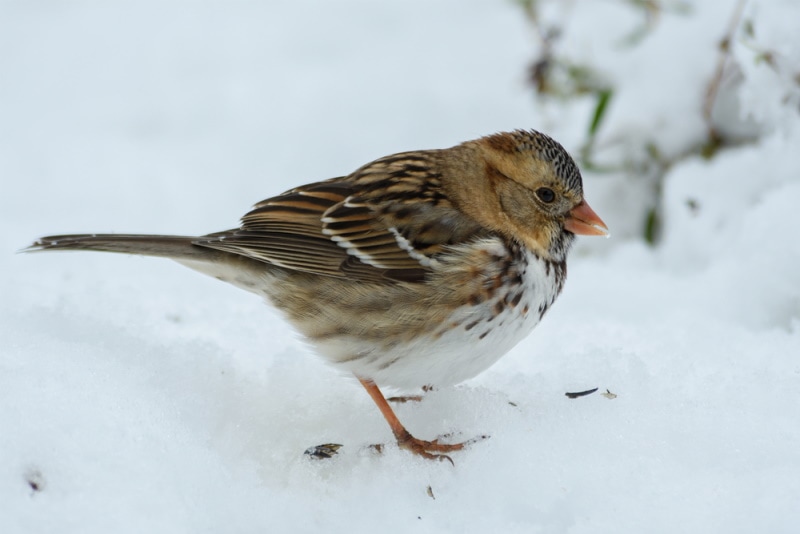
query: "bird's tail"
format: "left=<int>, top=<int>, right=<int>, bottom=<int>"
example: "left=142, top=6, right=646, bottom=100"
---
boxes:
left=25, top=234, right=270, bottom=294
left=26, top=234, right=212, bottom=261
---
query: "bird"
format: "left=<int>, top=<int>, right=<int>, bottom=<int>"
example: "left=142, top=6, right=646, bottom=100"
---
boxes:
left=26, top=129, right=608, bottom=461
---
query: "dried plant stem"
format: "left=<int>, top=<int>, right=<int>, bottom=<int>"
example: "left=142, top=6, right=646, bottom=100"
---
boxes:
left=703, top=0, right=746, bottom=142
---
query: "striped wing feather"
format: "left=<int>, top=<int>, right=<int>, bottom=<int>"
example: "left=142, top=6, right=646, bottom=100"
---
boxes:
left=196, top=153, right=485, bottom=283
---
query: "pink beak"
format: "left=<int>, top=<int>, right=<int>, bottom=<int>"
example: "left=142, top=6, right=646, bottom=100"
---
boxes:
left=564, top=200, right=609, bottom=236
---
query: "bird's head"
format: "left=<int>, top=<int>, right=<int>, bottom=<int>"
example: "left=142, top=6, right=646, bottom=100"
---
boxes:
left=449, top=130, right=608, bottom=261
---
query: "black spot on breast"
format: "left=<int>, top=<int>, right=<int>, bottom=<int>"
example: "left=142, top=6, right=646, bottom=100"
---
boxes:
left=493, top=301, right=505, bottom=315
left=507, top=271, right=523, bottom=285
left=538, top=303, right=548, bottom=320
left=468, top=293, right=486, bottom=306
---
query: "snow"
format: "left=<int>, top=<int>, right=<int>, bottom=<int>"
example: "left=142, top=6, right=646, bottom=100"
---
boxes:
left=2, top=0, right=799, bottom=532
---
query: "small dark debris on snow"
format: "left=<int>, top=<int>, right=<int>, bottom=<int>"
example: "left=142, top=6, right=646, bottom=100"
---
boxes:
left=304, top=443, right=343, bottom=459
left=602, top=389, right=618, bottom=399
left=426, top=485, right=436, bottom=500
left=387, top=394, right=423, bottom=403
left=25, top=468, right=45, bottom=494
left=565, top=387, right=598, bottom=399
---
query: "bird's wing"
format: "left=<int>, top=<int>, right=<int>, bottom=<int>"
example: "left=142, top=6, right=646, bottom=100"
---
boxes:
left=195, top=152, right=485, bottom=283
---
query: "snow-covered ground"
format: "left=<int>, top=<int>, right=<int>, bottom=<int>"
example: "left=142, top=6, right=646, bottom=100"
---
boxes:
left=2, top=1, right=799, bottom=532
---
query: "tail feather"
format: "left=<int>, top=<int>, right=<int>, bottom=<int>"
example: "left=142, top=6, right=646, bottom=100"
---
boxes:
left=25, top=234, right=272, bottom=294
left=26, top=234, right=213, bottom=261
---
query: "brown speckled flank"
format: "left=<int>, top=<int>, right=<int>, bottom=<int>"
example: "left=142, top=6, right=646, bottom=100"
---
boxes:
left=28, top=130, right=608, bottom=461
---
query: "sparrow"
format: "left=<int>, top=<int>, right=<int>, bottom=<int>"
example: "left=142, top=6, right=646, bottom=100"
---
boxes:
left=27, top=130, right=608, bottom=461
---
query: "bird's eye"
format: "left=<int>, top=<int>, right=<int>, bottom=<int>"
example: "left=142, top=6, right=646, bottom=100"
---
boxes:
left=536, top=187, right=556, bottom=203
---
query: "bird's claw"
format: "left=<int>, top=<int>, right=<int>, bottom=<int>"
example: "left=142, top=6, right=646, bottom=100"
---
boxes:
left=393, top=430, right=490, bottom=464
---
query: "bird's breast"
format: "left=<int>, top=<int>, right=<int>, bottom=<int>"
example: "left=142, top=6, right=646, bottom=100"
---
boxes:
left=323, top=247, right=566, bottom=389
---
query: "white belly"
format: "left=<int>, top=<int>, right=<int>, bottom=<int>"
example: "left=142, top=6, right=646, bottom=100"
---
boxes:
left=324, top=251, right=562, bottom=389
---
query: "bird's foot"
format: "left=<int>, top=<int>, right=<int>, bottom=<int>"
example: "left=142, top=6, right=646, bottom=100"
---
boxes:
left=395, top=430, right=489, bottom=464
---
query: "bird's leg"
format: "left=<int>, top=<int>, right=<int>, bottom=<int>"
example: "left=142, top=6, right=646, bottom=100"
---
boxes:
left=357, top=377, right=468, bottom=462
